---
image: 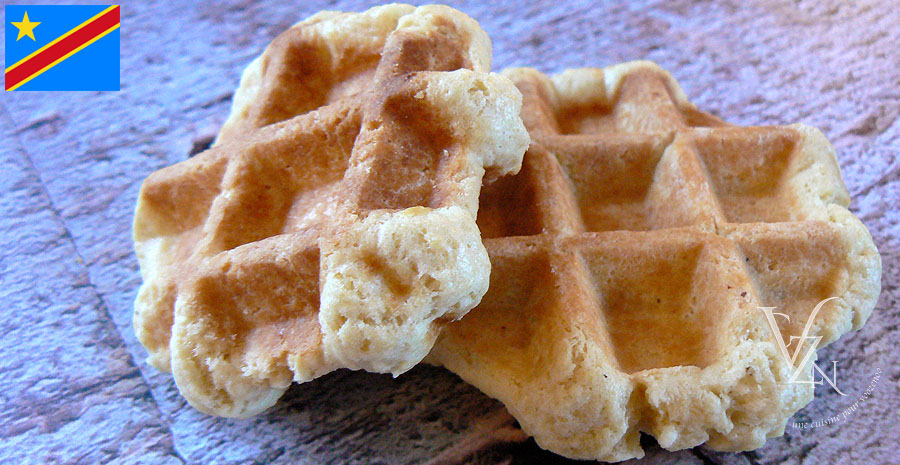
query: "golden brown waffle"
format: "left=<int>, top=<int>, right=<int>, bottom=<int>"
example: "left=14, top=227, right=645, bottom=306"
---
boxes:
left=132, top=4, right=528, bottom=418
left=427, top=61, right=881, bottom=461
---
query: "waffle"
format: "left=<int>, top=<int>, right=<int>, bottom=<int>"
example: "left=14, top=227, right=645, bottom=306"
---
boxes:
left=427, top=62, right=881, bottom=461
left=132, top=4, right=528, bottom=418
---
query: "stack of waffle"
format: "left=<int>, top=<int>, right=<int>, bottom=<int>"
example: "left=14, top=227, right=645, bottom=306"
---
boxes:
left=132, top=4, right=880, bottom=461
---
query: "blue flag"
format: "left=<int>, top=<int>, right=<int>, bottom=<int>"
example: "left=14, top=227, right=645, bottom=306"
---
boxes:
left=5, top=5, right=120, bottom=91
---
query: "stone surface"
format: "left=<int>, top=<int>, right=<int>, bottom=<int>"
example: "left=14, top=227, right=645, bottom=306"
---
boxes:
left=0, top=105, right=181, bottom=464
left=0, top=0, right=897, bottom=463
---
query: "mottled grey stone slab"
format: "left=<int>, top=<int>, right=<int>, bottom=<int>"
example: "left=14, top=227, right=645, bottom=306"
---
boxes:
left=1, top=0, right=897, bottom=463
left=0, top=110, right=182, bottom=464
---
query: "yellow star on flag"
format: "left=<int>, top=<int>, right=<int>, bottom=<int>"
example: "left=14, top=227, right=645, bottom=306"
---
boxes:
left=11, top=11, right=40, bottom=42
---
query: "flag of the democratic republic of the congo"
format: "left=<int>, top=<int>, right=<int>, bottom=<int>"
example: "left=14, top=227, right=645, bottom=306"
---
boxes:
left=5, top=5, right=120, bottom=91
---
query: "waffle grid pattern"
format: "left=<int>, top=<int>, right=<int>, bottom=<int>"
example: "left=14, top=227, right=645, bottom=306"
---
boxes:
left=432, top=62, right=880, bottom=460
left=132, top=4, right=528, bottom=418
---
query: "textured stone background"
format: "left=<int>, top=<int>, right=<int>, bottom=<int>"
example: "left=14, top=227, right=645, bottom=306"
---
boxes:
left=1, top=0, right=897, bottom=464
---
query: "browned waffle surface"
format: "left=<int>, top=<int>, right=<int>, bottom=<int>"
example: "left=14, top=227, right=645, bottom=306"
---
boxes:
left=429, top=61, right=881, bottom=461
left=132, top=4, right=528, bottom=418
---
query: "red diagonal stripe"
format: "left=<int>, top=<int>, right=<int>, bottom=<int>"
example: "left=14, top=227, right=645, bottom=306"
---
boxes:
left=5, top=6, right=120, bottom=90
